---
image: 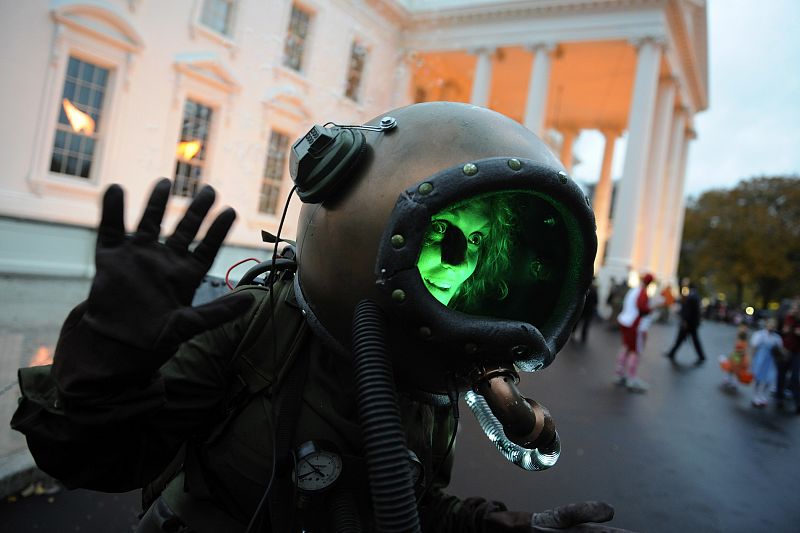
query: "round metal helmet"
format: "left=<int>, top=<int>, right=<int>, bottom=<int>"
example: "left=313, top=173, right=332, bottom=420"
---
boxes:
left=294, top=102, right=596, bottom=393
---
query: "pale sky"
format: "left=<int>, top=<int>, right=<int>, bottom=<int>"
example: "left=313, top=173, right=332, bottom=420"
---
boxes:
left=571, top=0, right=800, bottom=198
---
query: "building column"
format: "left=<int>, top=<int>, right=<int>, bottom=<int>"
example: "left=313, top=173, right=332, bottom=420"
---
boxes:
left=593, top=129, right=619, bottom=273
left=600, top=37, right=663, bottom=286
left=523, top=43, right=555, bottom=136
left=560, top=128, right=578, bottom=173
left=635, top=76, right=677, bottom=275
left=663, top=127, right=695, bottom=283
left=470, top=48, right=495, bottom=107
left=652, top=106, right=687, bottom=279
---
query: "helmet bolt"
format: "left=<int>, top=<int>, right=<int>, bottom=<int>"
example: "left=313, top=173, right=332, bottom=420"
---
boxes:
left=462, top=163, right=478, bottom=176
left=391, top=289, right=406, bottom=302
left=464, top=342, right=478, bottom=354
left=507, top=158, right=522, bottom=171
left=418, top=182, right=433, bottom=195
left=391, top=234, right=405, bottom=248
left=558, top=171, right=569, bottom=184
left=418, top=326, right=432, bottom=338
left=380, top=116, right=397, bottom=130
left=511, top=345, right=529, bottom=357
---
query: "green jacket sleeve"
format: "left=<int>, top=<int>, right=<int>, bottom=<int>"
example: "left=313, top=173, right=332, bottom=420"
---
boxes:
left=10, top=285, right=276, bottom=493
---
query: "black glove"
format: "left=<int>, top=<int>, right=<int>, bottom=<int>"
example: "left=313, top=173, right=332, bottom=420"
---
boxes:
left=54, top=179, right=253, bottom=388
left=530, top=501, right=632, bottom=532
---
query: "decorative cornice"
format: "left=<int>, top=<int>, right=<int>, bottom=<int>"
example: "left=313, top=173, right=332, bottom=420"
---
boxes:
left=174, top=53, right=241, bottom=94
left=51, top=0, right=145, bottom=53
left=628, top=35, right=668, bottom=51
left=526, top=42, right=557, bottom=54
left=665, top=0, right=708, bottom=112
left=409, top=0, right=667, bottom=28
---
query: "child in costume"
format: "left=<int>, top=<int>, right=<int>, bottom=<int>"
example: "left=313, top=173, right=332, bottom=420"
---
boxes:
left=721, top=325, right=751, bottom=390
left=749, top=319, right=781, bottom=407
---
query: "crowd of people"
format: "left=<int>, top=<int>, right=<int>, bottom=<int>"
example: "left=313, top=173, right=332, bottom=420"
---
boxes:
left=592, top=273, right=800, bottom=413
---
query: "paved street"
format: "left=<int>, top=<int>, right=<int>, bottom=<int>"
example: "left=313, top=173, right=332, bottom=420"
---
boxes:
left=1, top=308, right=799, bottom=532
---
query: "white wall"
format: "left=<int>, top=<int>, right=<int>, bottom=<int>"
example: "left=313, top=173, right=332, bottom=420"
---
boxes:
left=0, top=0, right=406, bottom=276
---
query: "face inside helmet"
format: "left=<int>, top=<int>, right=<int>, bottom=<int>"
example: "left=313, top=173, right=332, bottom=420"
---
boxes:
left=417, top=191, right=571, bottom=328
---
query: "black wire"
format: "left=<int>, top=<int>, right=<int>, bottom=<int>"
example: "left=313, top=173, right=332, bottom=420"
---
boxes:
left=267, top=185, right=297, bottom=290
left=243, top=186, right=297, bottom=533
left=244, top=412, right=278, bottom=533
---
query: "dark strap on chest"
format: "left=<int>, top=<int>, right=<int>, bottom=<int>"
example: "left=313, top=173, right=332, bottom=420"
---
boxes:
left=264, top=334, right=317, bottom=531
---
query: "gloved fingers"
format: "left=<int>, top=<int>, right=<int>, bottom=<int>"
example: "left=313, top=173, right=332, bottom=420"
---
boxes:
left=532, top=501, right=614, bottom=529
left=166, top=185, right=216, bottom=252
left=98, top=184, right=126, bottom=248
left=134, top=178, right=172, bottom=243
left=193, top=207, right=237, bottom=267
left=155, top=293, right=254, bottom=348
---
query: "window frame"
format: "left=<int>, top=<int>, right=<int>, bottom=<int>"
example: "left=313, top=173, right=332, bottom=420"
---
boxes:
left=344, top=39, right=370, bottom=103
left=49, top=55, right=113, bottom=182
left=172, top=98, right=217, bottom=199
left=191, top=0, right=240, bottom=51
left=258, top=129, right=291, bottom=216
left=165, top=54, right=239, bottom=208
left=282, top=3, right=314, bottom=74
left=28, top=4, right=142, bottom=197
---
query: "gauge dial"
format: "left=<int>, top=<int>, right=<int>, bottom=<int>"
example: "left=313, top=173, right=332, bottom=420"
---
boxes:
left=294, top=449, right=343, bottom=492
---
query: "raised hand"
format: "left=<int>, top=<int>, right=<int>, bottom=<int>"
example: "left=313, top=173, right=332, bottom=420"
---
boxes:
left=84, top=179, right=253, bottom=355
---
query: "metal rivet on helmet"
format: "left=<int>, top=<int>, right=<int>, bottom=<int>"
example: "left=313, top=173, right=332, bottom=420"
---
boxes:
left=511, top=345, right=529, bottom=357
left=418, top=182, right=433, bottom=195
left=462, top=163, right=478, bottom=176
left=507, top=158, right=522, bottom=171
left=558, top=171, right=568, bottom=184
left=418, top=326, right=432, bottom=338
left=380, top=116, right=398, bottom=130
left=391, top=234, right=405, bottom=248
left=391, top=289, right=406, bottom=302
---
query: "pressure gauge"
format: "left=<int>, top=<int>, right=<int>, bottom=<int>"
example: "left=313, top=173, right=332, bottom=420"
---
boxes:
left=293, top=441, right=343, bottom=492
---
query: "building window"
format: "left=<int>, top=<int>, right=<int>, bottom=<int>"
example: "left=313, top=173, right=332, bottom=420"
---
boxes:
left=174, top=100, right=213, bottom=198
left=259, top=131, right=289, bottom=214
left=200, top=0, right=236, bottom=36
left=345, top=41, right=368, bottom=102
left=50, top=56, right=109, bottom=179
left=283, top=4, right=311, bottom=72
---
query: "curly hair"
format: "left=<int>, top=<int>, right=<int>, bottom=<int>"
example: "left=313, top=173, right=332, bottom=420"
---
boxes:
left=449, top=192, right=516, bottom=309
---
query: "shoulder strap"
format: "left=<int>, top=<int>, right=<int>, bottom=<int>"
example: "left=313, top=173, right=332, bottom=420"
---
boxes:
left=142, top=275, right=308, bottom=512
left=230, top=276, right=309, bottom=397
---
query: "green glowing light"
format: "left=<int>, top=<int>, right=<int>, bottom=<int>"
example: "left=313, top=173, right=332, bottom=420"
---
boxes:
left=414, top=189, right=584, bottom=334
left=417, top=201, right=490, bottom=305
left=417, top=193, right=514, bottom=307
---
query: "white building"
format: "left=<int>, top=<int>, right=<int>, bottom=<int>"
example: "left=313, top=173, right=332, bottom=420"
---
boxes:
left=0, top=0, right=708, bottom=285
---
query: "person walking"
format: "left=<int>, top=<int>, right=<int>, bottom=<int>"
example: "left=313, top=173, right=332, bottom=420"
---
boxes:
left=775, top=300, right=800, bottom=413
left=615, top=273, right=657, bottom=392
left=574, top=278, right=598, bottom=342
left=665, top=281, right=706, bottom=365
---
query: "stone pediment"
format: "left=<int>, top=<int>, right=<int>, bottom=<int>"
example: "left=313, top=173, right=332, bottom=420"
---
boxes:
left=51, top=0, right=144, bottom=52
left=174, top=53, right=241, bottom=93
left=262, top=85, right=311, bottom=122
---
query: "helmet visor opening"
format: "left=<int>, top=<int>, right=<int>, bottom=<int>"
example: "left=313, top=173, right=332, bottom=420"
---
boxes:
left=416, top=190, right=578, bottom=332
